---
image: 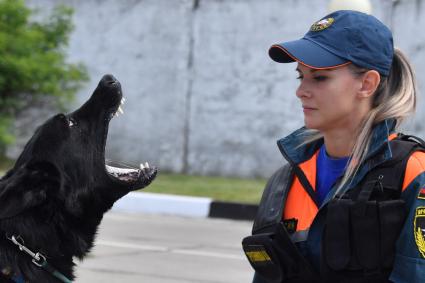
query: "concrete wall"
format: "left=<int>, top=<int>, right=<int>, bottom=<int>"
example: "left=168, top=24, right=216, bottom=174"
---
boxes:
left=8, top=0, right=425, bottom=178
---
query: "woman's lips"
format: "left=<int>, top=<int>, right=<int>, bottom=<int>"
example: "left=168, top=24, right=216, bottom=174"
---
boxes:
left=303, top=106, right=317, bottom=113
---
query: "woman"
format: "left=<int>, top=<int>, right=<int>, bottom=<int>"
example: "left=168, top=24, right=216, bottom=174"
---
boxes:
left=243, top=10, right=425, bottom=283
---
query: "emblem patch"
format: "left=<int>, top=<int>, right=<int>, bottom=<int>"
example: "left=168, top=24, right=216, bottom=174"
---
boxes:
left=418, top=187, right=425, bottom=200
left=310, top=17, right=335, bottom=32
left=414, top=207, right=425, bottom=258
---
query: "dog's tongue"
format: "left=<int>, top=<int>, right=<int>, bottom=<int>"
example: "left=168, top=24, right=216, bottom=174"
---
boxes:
left=105, top=165, right=138, bottom=174
left=105, top=162, right=150, bottom=173
left=105, top=162, right=156, bottom=185
left=105, top=165, right=140, bottom=182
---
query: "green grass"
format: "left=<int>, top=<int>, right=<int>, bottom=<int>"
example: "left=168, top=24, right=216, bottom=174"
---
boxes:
left=142, top=173, right=266, bottom=204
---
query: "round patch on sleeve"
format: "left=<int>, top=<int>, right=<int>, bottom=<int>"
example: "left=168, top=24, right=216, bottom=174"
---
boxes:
left=414, top=207, right=425, bottom=258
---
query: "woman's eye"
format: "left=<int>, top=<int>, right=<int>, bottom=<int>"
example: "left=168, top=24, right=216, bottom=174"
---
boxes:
left=314, top=76, right=328, bottom=82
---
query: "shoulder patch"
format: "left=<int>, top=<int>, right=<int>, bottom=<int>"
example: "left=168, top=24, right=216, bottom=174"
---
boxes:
left=414, top=206, right=425, bottom=258
left=419, top=187, right=425, bottom=200
left=310, top=18, right=334, bottom=32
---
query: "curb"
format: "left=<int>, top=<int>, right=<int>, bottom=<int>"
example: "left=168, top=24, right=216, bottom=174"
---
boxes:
left=209, top=201, right=259, bottom=220
left=112, top=192, right=258, bottom=221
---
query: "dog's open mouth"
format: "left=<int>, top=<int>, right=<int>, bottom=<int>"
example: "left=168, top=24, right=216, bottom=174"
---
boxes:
left=103, top=95, right=157, bottom=186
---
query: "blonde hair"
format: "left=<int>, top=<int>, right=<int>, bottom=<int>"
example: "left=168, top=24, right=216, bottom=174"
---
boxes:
left=302, top=48, right=417, bottom=195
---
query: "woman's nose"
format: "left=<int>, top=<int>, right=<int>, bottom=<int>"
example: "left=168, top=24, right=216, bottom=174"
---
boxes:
left=296, top=82, right=311, bottom=98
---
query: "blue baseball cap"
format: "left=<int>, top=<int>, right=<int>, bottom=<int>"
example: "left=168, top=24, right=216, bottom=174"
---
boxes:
left=269, top=10, right=394, bottom=76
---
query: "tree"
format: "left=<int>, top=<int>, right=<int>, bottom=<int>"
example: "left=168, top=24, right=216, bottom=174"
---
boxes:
left=0, top=0, right=88, bottom=153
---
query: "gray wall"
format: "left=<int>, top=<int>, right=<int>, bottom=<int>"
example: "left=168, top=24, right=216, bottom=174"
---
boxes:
left=8, top=0, right=425, bottom=178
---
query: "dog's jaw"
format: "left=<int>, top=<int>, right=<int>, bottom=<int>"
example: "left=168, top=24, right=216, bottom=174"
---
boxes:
left=104, top=162, right=157, bottom=190
left=101, top=79, right=157, bottom=189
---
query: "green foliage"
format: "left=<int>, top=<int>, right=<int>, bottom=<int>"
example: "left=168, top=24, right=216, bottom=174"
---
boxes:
left=0, top=0, right=88, bottom=150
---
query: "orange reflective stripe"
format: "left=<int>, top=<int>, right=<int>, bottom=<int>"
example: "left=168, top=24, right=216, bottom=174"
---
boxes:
left=299, top=151, right=318, bottom=188
left=270, top=45, right=352, bottom=70
left=402, top=151, right=425, bottom=191
left=284, top=150, right=319, bottom=231
left=388, top=133, right=398, bottom=141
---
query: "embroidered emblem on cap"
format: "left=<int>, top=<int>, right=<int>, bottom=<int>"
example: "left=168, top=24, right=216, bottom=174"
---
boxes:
left=310, top=17, right=335, bottom=32
left=418, top=187, right=425, bottom=200
left=414, top=206, right=425, bottom=258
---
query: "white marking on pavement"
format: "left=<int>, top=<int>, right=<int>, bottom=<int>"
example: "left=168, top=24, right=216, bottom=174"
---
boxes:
left=97, top=240, right=168, bottom=252
left=96, top=240, right=245, bottom=261
left=172, top=248, right=244, bottom=260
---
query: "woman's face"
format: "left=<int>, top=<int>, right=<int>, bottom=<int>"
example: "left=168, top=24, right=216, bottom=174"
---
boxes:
left=295, top=63, right=367, bottom=132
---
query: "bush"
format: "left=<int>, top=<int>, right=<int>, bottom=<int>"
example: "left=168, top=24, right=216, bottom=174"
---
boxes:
left=0, top=0, right=88, bottom=153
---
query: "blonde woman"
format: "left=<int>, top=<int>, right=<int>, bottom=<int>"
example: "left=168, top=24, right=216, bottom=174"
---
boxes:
left=243, top=10, right=425, bottom=283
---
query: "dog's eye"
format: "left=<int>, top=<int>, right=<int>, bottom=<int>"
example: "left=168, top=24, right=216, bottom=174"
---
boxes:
left=68, top=118, right=76, bottom=127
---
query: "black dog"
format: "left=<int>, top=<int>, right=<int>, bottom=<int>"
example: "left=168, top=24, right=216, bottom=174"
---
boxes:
left=0, top=75, right=157, bottom=282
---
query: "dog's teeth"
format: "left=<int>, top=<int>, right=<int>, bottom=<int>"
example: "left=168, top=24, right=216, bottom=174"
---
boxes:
left=145, top=162, right=149, bottom=168
left=140, top=163, right=145, bottom=169
left=121, top=98, right=126, bottom=104
left=118, top=106, right=124, bottom=114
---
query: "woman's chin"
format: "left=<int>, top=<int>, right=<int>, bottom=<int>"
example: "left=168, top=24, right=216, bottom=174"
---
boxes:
left=304, top=119, right=321, bottom=130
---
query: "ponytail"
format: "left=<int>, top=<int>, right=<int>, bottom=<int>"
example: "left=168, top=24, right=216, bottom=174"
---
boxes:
left=335, top=48, right=417, bottom=194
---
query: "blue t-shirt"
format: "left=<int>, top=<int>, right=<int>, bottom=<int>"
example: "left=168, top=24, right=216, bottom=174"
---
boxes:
left=316, top=144, right=349, bottom=206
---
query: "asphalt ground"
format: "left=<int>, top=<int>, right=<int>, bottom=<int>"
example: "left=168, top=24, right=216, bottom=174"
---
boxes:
left=74, top=211, right=254, bottom=282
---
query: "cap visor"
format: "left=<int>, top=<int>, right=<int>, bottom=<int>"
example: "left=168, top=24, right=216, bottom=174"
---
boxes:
left=269, top=38, right=349, bottom=69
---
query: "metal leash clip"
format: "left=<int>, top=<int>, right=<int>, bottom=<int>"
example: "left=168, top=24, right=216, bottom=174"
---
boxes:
left=7, top=235, right=47, bottom=267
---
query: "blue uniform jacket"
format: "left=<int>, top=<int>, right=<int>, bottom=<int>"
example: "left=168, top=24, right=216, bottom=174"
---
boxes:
left=252, top=119, right=425, bottom=283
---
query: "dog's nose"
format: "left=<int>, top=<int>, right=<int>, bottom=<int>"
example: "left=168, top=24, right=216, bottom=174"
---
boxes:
left=101, top=74, right=118, bottom=86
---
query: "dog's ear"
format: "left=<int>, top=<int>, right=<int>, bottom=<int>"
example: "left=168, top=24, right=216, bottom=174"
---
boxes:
left=0, top=161, right=61, bottom=219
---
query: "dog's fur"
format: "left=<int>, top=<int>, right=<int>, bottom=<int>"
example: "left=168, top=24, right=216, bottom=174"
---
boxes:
left=0, top=75, right=157, bottom=282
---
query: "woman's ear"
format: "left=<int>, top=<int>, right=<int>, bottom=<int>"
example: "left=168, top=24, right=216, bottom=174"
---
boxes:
left=358, top=70, right=381, bottom=98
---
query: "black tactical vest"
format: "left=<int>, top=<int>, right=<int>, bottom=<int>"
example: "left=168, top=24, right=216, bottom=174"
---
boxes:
left=321, top=135, right=425, bottom=282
